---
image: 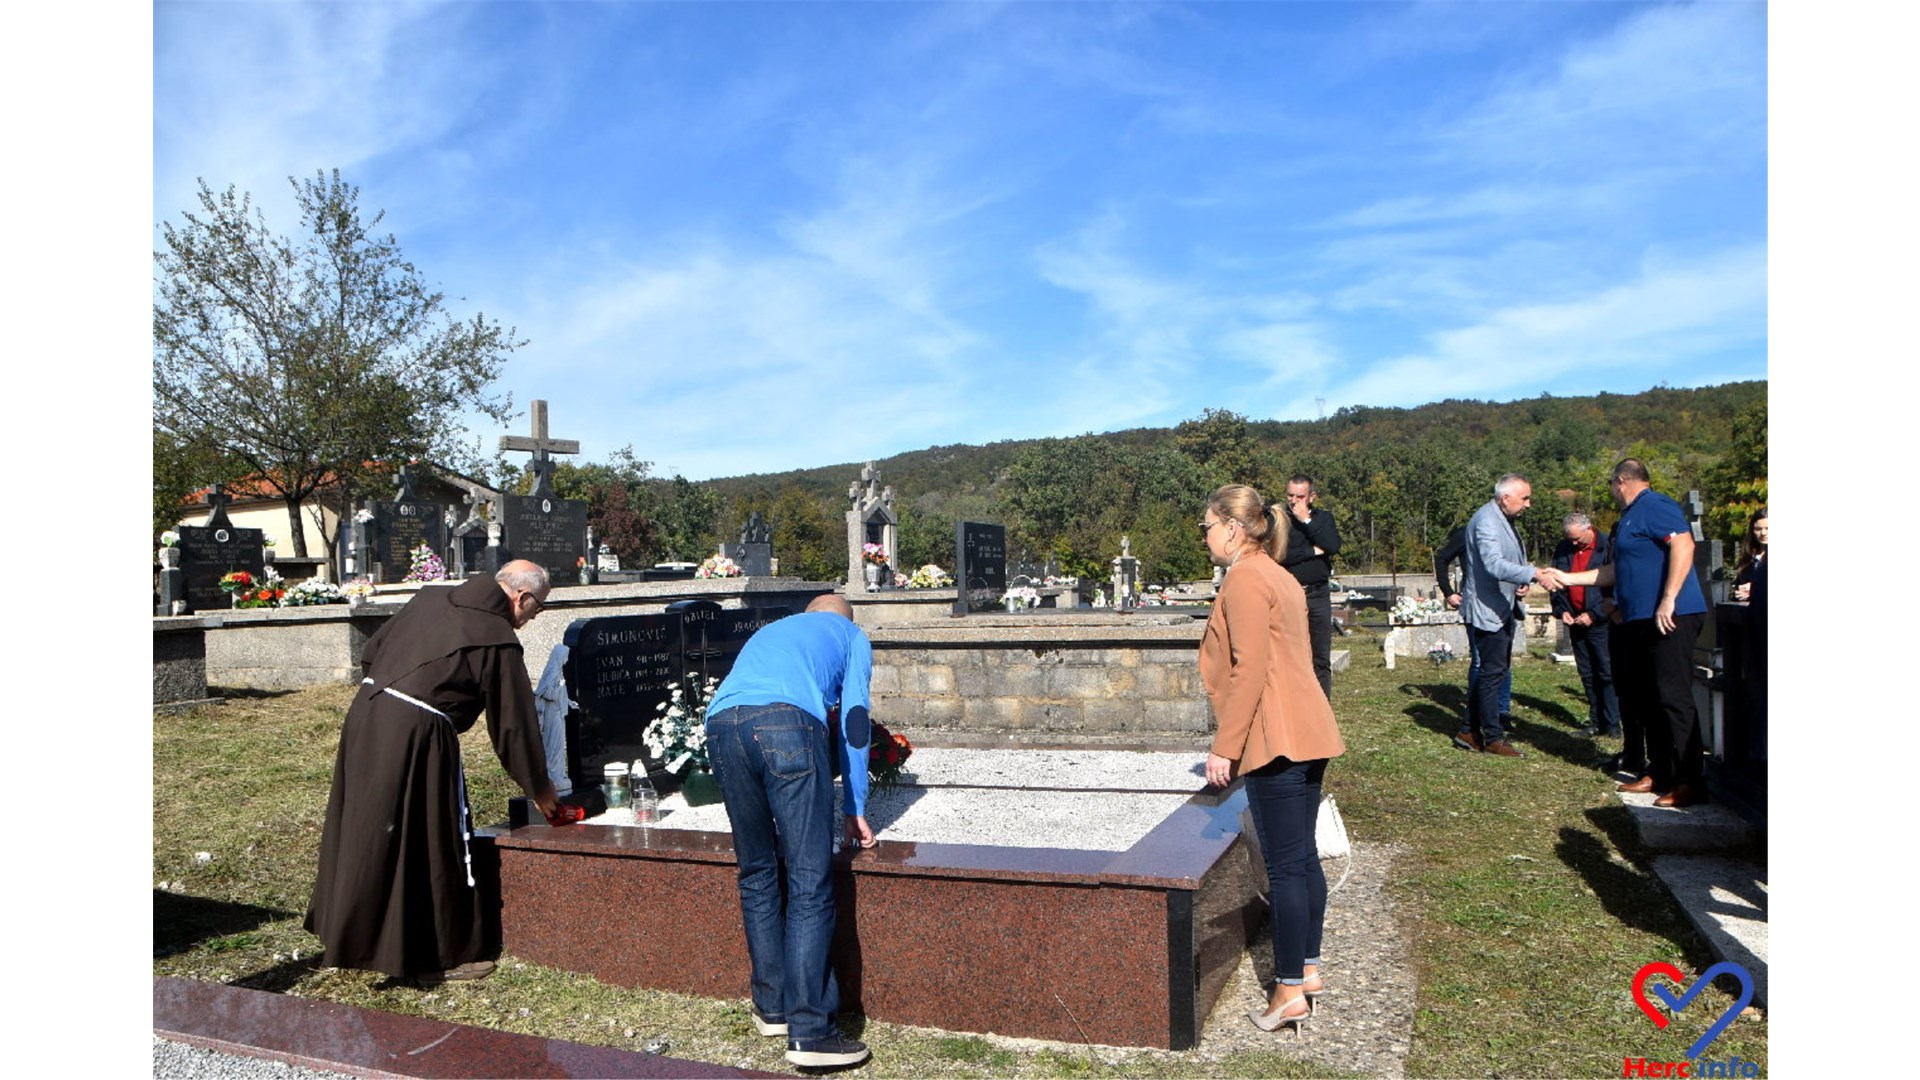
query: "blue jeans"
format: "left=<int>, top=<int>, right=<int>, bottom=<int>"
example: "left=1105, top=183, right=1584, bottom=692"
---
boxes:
left=1461, top=630, right=1513, bottom=727
left=1243, top=757, right=1328, bottom=985
left=706, top=704, right=840, bottom=1040
left=1466, top=622, right=1515, bottom=743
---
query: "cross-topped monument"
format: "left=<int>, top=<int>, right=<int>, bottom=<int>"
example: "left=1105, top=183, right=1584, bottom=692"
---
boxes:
left=202, top=482, right=236, bottom=529
left=498, top=399, right=581, bottom=499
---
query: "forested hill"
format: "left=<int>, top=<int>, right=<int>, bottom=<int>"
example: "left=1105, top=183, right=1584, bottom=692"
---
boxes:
left=700, top=381, right=1766, bottom=585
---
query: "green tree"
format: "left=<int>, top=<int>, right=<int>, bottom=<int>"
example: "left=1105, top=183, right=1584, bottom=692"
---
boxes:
left=1704, top=398, right=1767, bottom=546
left=655, top=475, right=722, bottom=562
left=153, top=428, right=241, bottom=543
left=153, top=170, right=521, bottom=563
left=545, top=447, right=660, bottom=564
left=1173, top=407, right=1263, bottom=487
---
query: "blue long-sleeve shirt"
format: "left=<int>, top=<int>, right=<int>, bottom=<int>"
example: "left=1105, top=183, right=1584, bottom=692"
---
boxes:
left=707, top=611, right=874, bottom=816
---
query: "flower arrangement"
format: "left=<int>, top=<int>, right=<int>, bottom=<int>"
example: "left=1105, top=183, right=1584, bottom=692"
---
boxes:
left=645, top=675, right=719, bottom=776
left=696, top=553, right=743, bottom=578
left=1390, top=596, right=1451, bottom=625
left=353, top=508, right=376, bottom=524
left=342, top=578, right=376, bottom=600
left=1428, top=640, right=1455, bottom=665
left=1004, top=585, right=1040, bottom=610
left=403, top=544, right=448, bottom=583
left=222, top=567, right=286, bottom=608
left=283, top=579, right=346, bottom=606
left=907, top=563, right=953, bottom=588
left=159, top=530, right=180, bottom=548
left=868, top=720, right=914, bottom=793
left=862, top=542, right=889, bottom=565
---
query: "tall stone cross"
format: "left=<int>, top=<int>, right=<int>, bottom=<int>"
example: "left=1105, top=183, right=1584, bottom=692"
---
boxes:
left=498, top=399, right=581, bottom=499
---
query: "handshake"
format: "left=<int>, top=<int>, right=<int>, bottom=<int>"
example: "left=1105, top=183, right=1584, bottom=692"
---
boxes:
left=1533, top=567, right=1572, bottom=592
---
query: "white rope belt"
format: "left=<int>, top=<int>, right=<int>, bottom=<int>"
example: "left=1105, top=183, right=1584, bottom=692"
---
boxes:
left=364, top=679, right=476, bottom=887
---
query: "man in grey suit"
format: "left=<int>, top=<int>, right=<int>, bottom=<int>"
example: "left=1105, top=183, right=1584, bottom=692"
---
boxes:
left=1453, top=473, right=1554, bottom=757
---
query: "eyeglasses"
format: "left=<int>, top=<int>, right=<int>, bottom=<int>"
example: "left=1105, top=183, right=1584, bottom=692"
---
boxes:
left=1199, top=519, right=1234, bottom=535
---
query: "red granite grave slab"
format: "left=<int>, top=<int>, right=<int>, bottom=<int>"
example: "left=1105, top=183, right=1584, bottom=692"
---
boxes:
left=152, top=975, right=784, bottom=1078
left=487, top=787, right=1261, bottom=1049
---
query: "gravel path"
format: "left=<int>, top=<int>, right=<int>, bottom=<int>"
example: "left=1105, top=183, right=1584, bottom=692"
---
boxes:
left=153, top=1038, right=359, bottom=1079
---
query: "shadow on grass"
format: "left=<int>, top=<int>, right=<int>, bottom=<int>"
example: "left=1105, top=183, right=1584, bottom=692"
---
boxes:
left=207, top=686, right=303, bottom=701
left=231, top=955, right=328, bottom=994
left=1552, top=817, right=1719, bottom=966
left=154, top=890, right=296, bottom=958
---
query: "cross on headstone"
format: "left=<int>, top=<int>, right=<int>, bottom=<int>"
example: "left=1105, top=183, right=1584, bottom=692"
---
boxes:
left=498, top=399, right=581, bottom=499
left=203, top=483, right=236, bottom=529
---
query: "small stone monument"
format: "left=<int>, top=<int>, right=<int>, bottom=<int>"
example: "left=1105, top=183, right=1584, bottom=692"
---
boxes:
left=451, top=492, right=490, bottom=578
left=724, top=511, right=775, bottom=577
left=846, top=462, right=898, bottom=589
left=1111, top=535, right=1140, bottom=612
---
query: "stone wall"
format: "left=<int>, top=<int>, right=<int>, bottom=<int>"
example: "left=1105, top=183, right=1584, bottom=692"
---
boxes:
left=183, top=578, right=837, bottom=692
left=868, top=614, right=1210, bottom=737
left=153, top=616, right=217, bottom=706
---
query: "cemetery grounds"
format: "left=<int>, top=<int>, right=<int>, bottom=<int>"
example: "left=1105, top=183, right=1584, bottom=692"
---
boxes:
left=153, top=632, right=1766, bottom=1078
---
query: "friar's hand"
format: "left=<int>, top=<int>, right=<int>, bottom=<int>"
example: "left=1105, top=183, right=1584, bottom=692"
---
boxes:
left=532, top=781, right=561, bottom=824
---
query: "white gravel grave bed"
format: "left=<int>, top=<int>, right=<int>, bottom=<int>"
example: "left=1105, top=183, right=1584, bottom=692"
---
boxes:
left=585, top=747, right=1208, bottom=852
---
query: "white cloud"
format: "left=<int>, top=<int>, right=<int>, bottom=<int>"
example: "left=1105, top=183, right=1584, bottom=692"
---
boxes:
left=1307, top=243, right=1767, bottom=415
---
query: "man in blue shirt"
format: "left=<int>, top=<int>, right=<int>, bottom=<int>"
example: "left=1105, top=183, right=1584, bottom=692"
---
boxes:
left=704, top=593, right=874, bottom=1069
left=1545, top=459, right=1710, bottom=807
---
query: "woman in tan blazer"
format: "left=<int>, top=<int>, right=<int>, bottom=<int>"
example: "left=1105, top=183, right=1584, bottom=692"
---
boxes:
left=1199, top=484, right=1346, bottom=1033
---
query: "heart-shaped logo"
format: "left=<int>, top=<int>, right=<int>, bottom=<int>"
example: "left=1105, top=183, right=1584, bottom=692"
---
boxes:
left=1631, top=961, right=1754, bottom=1059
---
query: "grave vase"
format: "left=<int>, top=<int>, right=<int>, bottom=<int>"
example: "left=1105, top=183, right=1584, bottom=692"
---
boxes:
left=158, top=546, right=182, bottom=569
left=863, top=561, right=883, bottom=591
left=680, top=768, right=722, bottom=807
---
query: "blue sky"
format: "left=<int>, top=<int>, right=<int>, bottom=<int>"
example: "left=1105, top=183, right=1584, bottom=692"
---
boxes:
left=151, top=1, right=1767, bottom=480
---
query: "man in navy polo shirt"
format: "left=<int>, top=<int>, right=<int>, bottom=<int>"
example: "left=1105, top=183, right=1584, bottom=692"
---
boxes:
left=704, top=593, right=875, bottom=1070
left=1545, top=459, right=1710, bottom=807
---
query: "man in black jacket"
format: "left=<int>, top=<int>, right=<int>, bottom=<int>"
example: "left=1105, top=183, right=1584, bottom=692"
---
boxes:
left=1279, top=474, right=1342, bottom=699
left=1552, top=513, right=1622, bottom=739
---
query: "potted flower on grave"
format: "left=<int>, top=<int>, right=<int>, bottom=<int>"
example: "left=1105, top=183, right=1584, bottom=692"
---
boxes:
left=402, top=544, right=448, bottom=583
left=644, top=675, right=721, bottom=805
left=861, top=543, right=889, bottom=591
left=695, top=553, right=743, bottom=579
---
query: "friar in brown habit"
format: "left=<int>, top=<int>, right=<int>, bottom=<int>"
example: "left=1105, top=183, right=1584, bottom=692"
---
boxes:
left=305, top=560, right=561, bottom=982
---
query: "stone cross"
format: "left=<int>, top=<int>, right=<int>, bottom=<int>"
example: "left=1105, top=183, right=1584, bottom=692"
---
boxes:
left=498, top=399, right=581, bottom=499
left=202, top=483, right=236, bottom=529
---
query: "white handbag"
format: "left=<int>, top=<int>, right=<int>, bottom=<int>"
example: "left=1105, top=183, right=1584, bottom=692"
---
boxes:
left=1315, top=794, right=1351, bottom=858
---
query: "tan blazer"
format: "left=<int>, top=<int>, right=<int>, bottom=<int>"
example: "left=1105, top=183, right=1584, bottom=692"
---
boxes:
left=1199, top=550, right=1345, bottom=772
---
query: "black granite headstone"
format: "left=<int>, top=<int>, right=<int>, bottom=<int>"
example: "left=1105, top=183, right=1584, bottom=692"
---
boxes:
left=370, top=499, right=450, bottom=583
left=559, top=603, right=794, bottom=790
left=499, top=491, right=589, bottom=583
left=177, top=485, right=266, bottom=613
left=954, top=521, right=1008, bottom=615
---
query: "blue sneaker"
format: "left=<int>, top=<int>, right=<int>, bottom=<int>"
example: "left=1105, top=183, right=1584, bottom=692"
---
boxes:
left=751, top=1007, right=787, bottom=1037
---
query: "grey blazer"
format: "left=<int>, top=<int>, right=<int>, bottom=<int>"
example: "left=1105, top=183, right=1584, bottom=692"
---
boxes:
left=1459, top=498, right=1535, bottom=632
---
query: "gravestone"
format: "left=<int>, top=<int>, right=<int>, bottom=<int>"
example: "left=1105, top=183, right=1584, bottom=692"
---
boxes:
left=367, top=466, right=450, bottom=584
left=953, top=521, right=1008, bottom=615
left=1111, top=536, right=1140, bottom=612
left=497, top=400, right=589, bottom=581
left=595, top=545, right=620, bottom=573
left=175, top=484, right=266, bottom=613
left=559, top=602, right=793, bottom=789
left=846, top=462, right=898, bottom=589
left=722, top=511, right=775, bottom=577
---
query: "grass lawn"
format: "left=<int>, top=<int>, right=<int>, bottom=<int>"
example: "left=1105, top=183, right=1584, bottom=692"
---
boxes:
left=153, top=628, right=1765, bottom=1077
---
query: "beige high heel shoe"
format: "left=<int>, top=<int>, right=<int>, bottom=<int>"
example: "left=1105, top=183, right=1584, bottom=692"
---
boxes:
left=1247, top=991, right=1312, bottom=1033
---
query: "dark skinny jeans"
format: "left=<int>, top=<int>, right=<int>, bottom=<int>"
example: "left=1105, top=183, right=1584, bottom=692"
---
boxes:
left=1242, top=756, right=1329, bottom=985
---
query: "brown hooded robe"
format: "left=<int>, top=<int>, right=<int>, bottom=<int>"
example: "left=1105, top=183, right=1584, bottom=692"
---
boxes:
left=304, top=574, right=550, bottom=978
